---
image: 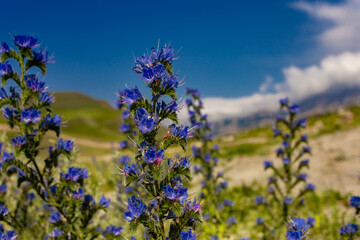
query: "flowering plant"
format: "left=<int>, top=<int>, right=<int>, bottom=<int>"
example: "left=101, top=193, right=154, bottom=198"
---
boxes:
left=117, top=45, right=201, bottom=239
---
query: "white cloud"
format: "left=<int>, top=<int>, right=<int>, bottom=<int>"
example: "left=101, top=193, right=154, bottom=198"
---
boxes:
left=259, top=75, right=273, bottom=93
left=293, top=0, right=360, bottom=51
left=191, top=51, right=360, bottom=121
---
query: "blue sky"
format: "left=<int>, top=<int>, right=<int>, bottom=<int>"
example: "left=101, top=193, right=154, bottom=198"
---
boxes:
left=1, top=0, right=356, bottom=115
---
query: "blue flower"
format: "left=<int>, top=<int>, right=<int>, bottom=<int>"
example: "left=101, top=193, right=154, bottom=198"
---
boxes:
left=105, top=225, right=123, bottom=236
left=289, top=104, right=300, bottom=114
left=163, top=185, right=189, bottom=203
left=14, top=35, right=40, bottom=49
left=0, top=61, right=12, bottom=76
left=144, top=147, right=164, bottom=164
left=162, top=75, right=182, bottom=89
left=220, top=181, right=228, bottom=188
left=306, top=217, right=315, bottom=227
left=157, top=46, right=177, bottom=63
left=62, top=167, right=88, bottom=182
left=273, top=128, right=282, bottom=137
left=119, top=124, right=131, bottom=132
left=99, top=195, right=111, bottom=208
left=0, top=184, right=6, bottom=194
left=119, top=140, right=129, bottom=149
left=0, top=42, right=10, bottom=53
left=340, top=223, right=358, bottom=235
left=180, top=229, right=197, bottom=240
left=264, top=160, right=273, bottom=169
left=124, top=162, right=140, bottom=176
left=256, top=217, right=264, bottom=224
left=40, top=114, right=61, bottom=130
left=134, top=108, right=158, bottom=133
left=185, top=99, right=192, bottom=106
left=268, top=177, right=277, bottom=183
left=39, top=92, right=53, bottom=104
left=282, top=141, right=290, bottom=148
left=0, top=204, right=8, bottom=216
left=33, top=49, right=53, bottom=63
left=73, top=188, right=84, bottom=200
left=300, top=159, right=309, bottom=167
left=0, top=88, right=8, bottom=100
left=286, top=230, right=302, bottom=240
left=142, top=64, right=166, bottom=83
left=124, top=196, right=146, bottom=222
left=11, top=135, right=26, bottom=147
left=186, top=88, right=201, bottom=98
left=25, top=75, right=46, bottom=92
left=48, top=228, right=64, bottom=238
left=50, top=212, right=62, bottom=224
left=0, top=229, right=17, bottom=240
left=306, top=183, right=315, bottom=191
left=122, top=110, right=130, bottom=119
left=297, top=173, right=307, bottom=181
left=284, top=198, right=293, bottom=204
left=2, top=152, right=15, bottom=163
left=283, top=158, right=290, bottom=165
left=268, top=186, right=275, bottom=193
left=227, top=216, right=237, bottom=226
left=350, top=196, right=360, bottom=209
left=169, top=124, right=195, bottom=139
left=57, top=138, right=73, bottom=152
left=118, top=86, right=142, bottom=106
left=255, top=196, right=265, bottom=205
left=84, top=195, right=96, bottom=208
left=21, top=108, right=41, bottom=124
left=279, top=97, right=289, bottom=105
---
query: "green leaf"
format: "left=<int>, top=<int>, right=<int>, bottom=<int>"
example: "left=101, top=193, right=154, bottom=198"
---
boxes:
left=1, top=50, right=20, bottom=62
left=25, top=59, right=46, bottom=75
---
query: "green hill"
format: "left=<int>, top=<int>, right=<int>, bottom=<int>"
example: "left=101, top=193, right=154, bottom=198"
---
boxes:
left=52, top=92, right=123, bottom=141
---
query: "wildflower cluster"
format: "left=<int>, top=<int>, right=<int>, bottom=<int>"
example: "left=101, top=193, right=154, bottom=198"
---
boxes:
left=118, top=45, right=201, bottom=239
left=286, top=217, right=313, bottom=240
left=186, top=88, right=236, bottom=238
left=256, top=98, right=315, bottom=237
left=339, top=196, right=360, bottom=239
left=0, top=35, right=110, bottom=239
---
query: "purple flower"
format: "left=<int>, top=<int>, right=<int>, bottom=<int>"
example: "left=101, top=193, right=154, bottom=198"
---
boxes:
left=119, top=155, right=130, bottom=164
left=122, top=110, right=130, bottom=119
left=62, top=167, right=88, bottom=182
left=297, top=173, right=307, bottom=181
left=33, top=49, right=54, bottom=63
left=180, top=229, right=197, bottom=240
left=186, top=88, right=201, bottom=98
left=142, top=64, right=166, bottom=83
left=224, top=199, right=233, bottom=207
left=339, top=223, right=358, bottom=235
left=227, top=216, right=237, bottom=226
left=2, top=152, right=15, bottom=163
left=279, top=97, right=289, bottom=105
left=124, top=196, right=146, bottom=222
left=105, top=225, right=123, bottom=236
left=255, top=196, right=265, bottom=205
left=0, top=87, right=8, bottom=100
left=39, top=92, right=53, bottom=104
left=158, top=46, right=177, bottom=63
left=283, top=158, right=290, bottom=165
left=14, top=35, right=40, bottom=49
left=21, top=108, right=41, bottom=124
left=119, top=124, right=130, bottom=132
left=57, top=138, right=73, bottom=152
left=73, top=188, right=84, bottom=200
left=3, top=108, right=18, bottom=120
left=124, top=162, right=140, bottom=176
left=49, top=228, right=64, bottom=238
left=300, top=159, right=309, bottom=167
left=306, top=183, right=315, bottom=191
left=264, top=160, right=273, bottom=169
left=11, top=135, right=26, bottom=147
left=284, top=197, right=293, bottom=204
left=99, top=195, right=111, bottom=208
left=0, top=229, right=17, bottom=240
left=169, top=124, right=195, bottom=139
left=144, top=147, right=164, bottom=164
left=302, top=146, right=311, bottom=153
left=282, top=141, right=290, bottom=148
left=25, top=75, right=46, bottom=92
left=306, top=217, right=315, bottom=227
left=50, top=212, right=62, bottom=224
left=40, top=114, right=61, bottom=130
left=119, top=140, right=129, bottom=149
left=0, top=184, right=7, bottom=194
left=185, top=99, right=192, bottom=106
left=289, top=104, right=300, bottom=114
left=0, top=204, right=9, bottom=216
left=0, top=42, right=10, bottom=53
left=0, top=61, right=12, bottom=76
left=134, top=108, right=157, bottom=133
left=163, top=184, right=189, bottom=203
left=162, top=75, right=182, bottom=89
left=118, top=86, right=142, bottom=106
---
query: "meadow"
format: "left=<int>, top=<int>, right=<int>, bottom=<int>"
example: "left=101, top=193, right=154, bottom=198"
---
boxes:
left=0, top=35, right=360, bottom=240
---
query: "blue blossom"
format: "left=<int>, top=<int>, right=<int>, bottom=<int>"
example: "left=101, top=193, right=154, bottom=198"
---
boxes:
left=144, top=147, right=164, bottom=164
left=11, top=135, right=26, bottom=147
left=297, top=173, right=307, bottom=181
left=25, top=193, right=36, bottom=200
left=99, top=195, right=111, bottom=208
left=157, top=46, right=177, bottom=63
left=0, top=184, right=6, bottom=194
left=286, top=230, right=302, bottom=240
left=2, top=152, right=15, bottom=163
left=306, top=183, right=315, bottom=191
left=122, top=110, right=130, bottom=119
left=119, top=155, right=130, bottom=164
left=118, top=86, right=142, bottom=106
left=119, top=123, right=131, bottom=132
left=273, top=128, right=282, bottom=137
left=284, top=198, right=293, bottom=204
left=169, top=124, right=195, bottom=139
left=256, top=217, right=264, bottom=224
left=264, top=160, right=273, bottom=169
left=268, top=186, right=275, bottom=193
left=339, top=223, right=358, bottom=235
left=350, top=196, right=360, bottom=209
left=39, top=92, right=53, bottom=104
left=268, top=177, right=277, bottom=183
left=306, top=217, right=315, bottom=227
left=186, top=88, right=201, bottom=98
left=0, top=229, right=17, bottom=240
left=0, top=42, right=10, bottom=53
left=62, top=167, right=88, bottom=182
left=25, top=75, right=46, bottom=92
left=279, top=97, right=289, bottom=105
left=73, top=188, right=84, bottom=199
left=300, top=159, right=309, bottom=167
left=50, top=212, right=62, bottom=224
left=57, top=138, right=73, bottom=152
left=162, top=75, right=182, bottom=89
left=14, top=35, right=39, bottom=49
left=0, top=204, right=8, bottom=216
left=283, top=158, right=290, bottom=165
left=255, top=196, right=265, bottom=205
left=134, top=108, right=158, bottom=133
left=302, top=146, right=311, bottom=153
left=289, top=104, right=300, bottom=114
left=84, top=195, right=96, bottom=208
left=163, top=185, right=189, bottom=203
left=124, top=196, right=146, bottom=222
left=119, top=140, right=129, bottom=149
left=227, top=216, right=237, bottom=226
left=123, top=162, right=140, bottom=176
left=0, top=62, right=12, bottom=76
left=33, top=49, right=54, bottom=63
left=40, top=114, right=61, bottom=130
left=185, top=99, right=192, bottom=106
left=180, top=229, right=197, bottom=240
left=142, top=64, right=166, bottom=83
left=0, top=88, right=8, bottom=100
left=282, top=141, right=290, bottom=148
left=105, top=225, right=123, bottom=236
left=20, top=108, right=41, bottom=124
left=48, top=228, right=64, bottom=238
